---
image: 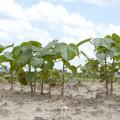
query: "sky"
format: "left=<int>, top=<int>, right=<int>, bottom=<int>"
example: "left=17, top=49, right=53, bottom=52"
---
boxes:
left=0, top=0, right=120, bottom=68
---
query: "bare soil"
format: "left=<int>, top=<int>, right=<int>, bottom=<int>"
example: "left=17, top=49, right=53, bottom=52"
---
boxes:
left=0, top=81, right=120, bottom=120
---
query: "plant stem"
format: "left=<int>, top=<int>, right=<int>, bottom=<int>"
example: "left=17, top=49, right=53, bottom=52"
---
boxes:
left=110, top=59, right=115, bottom=95
left=41, top=77, right=44, bottom=95
left=49, top=78, right=52, bottom=97
left=33, top=68, right=37, bottom=94
left=29, top=66, right=33, bottom=93
left=10, top=71, right=14, bottom=90
left=105, top=57, right=108, bottom=95
left=61, top=64, right=65, bottom=96
left=93, top=67, right=95, bottom=82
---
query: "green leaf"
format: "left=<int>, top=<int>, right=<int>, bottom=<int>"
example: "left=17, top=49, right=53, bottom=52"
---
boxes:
left=54, top=43, right=78, bottom=61
left=12, top=46, right=22, bottom=59
left=21, top=41, right=42, bottom=51
left=110, top=46, right=120, bottom=57
left=93, top=38, right=113, bottom=49
left=61, top=45, right=75, bottom=61
left=3, top=52, right=14, bottom=61
left=105, top=35, right=112, bottom=39
left=36, top=48, right=55, bottom=58
left=30, top=57, right=45, bottom=67
left=54, top=43, right=66, bottom=53
left=69, top=43, right=79, bottom=56
left=35, top=40, right=57, bottom=60
left=20, top=47, right=32, bottom=65
left=29, top=40, right=42, bottom=47
left=96, top=52, right=107, bottom=62
left=44, top=40, right=58, bottom=50
left=15, top=46, right=32, bottom=66
left=112, top=33, right=120, bottom=43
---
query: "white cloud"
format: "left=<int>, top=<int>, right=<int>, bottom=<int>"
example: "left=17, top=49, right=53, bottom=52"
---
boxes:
left=27, top=1, right=69, bottom=23
left=0, top=0, right=27, bottom=20
left=85, top=0, right=120, bottom=7
left=0, top=19, right=52, bottom=46
left=27, top=1, right=94, bottom=28
left=1, top=1, right=120, bottom=46
left=63, top=0, right=76, bottom=2
left=42, top=0, right=76, bottom=3
left=1, top=0, right=120, bottom=67
left=0, top=31, right=9, bottom=39
left=27, top=1, right=120, bottom=41
left=27, top=1, right=97, bottom=42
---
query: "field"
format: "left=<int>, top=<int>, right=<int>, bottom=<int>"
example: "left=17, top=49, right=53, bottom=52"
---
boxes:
left=0, top=0, right=120, bottom=119
left=0, top=81, right=120, bottom=120
left=0, top=33, right=120, bottom=120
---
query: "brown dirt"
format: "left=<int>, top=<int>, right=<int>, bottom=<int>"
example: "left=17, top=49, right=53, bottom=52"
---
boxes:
left=0, top=81, right=120, bottom=120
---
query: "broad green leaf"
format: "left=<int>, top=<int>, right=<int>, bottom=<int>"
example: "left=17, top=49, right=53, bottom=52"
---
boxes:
left=44, top=40, right=58, bottom=50
left=35, top=40, right=57, bottom=60
left=36, top=48, right=55, bottom=58
left=112, top=33, right=120, bottom=43
left=12, top=46, right=22, bottom=59
left=54, top=43, right=66, bottom=54
left=69, top=43, right=79, bottom=56
left=54, top=43, right=78, bottom=61
left=17, top=46, right=32, bottom=66
left=61, top=45, right=75, bottom=60
left=96, top=52, right=107, bottom=62
left=3, top=52, right=14, bottom=61
left=29, top=41, right=42, bottom=47
left=85, top=59, right=99, bottom=72
left=20, top=50, right=32, bottom=65
left=105, top=35, right=112, bottom=39
left=110, top=46, right=120, bottom=57
left=21, top=41, right=42, bottom=51
left=93, top=38, right=113, bottom=49
left=30, top=57, right=45, bottom=67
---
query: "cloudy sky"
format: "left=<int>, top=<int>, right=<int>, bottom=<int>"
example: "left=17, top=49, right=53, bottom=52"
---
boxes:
left=0, top=0, right=120, bottom=67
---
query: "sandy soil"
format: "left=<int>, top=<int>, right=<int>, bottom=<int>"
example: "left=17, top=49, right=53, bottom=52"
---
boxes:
left=0, top=81, right=120, bottom=120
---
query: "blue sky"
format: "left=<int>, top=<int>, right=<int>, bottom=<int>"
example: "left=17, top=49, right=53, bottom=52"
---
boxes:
left=0, top=0, right=120, bottom=67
